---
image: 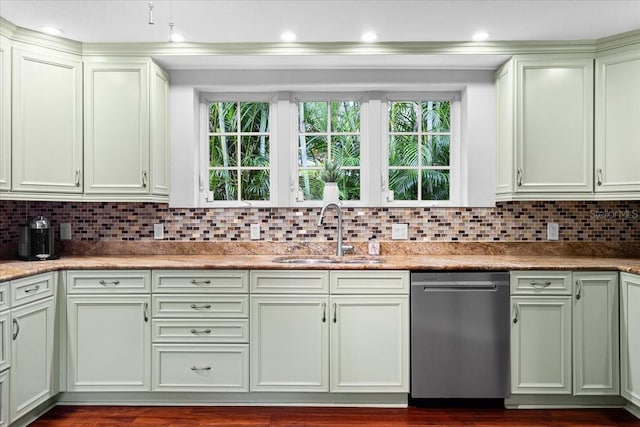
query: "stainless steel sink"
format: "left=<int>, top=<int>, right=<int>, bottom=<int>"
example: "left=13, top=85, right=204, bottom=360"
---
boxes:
left=273, top=257, right=384, bottom=265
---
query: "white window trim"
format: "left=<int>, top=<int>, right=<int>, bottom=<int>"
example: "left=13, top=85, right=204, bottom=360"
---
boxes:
left=380, top=92, right=462, bottom=207
left=199, top=93, right=278, bottom=207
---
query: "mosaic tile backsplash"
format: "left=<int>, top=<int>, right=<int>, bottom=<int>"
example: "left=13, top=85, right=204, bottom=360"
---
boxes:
left=1, top=200, right=639, bottom=247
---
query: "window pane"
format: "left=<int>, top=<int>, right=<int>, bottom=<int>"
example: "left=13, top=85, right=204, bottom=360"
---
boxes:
left=422, top=101, right=450, bottom=132
left=331, top=101, right=360, bottom=132
left=339, top=169, right=360, bottom=201
left=241, top=136, right=269, bottom=167
left=299, top=101, right=328, bottom=133
left=209, top=102, right=237, bottom=133
left=421, top=135, right=450, bottom=167
left=209, top=170, right=238, bottom=201
left=299, top=136, right=327, bottom=167
left=422, top=169, right=450, bottom=201
left=389, top=169, right=418, bottom=201
left=389, top=102, right=418, bottom=132
left=241, top=170, right=270, bottom=200
left=332, top=136, right=360, bottom=167
left=298, top=169, right=324, bottom=200
left=389, top=135, right=418, bottom=167
left=209, top=136, right=238, bottom=167
left=240, top=102, right=269, bottom=133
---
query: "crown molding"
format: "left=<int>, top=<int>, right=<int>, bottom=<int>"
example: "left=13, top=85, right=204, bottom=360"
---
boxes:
left=596, top=28, right=640, bottom=53
left=1, top=17, right=82, bottom=54
left=0, top=17, right=17, bottom=38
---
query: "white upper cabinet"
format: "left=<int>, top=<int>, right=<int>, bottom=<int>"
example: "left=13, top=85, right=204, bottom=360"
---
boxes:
left=150, top=62, right=170, bottom=196
left=84, top=58, right=150, bottom=195
left=0, top=35, right=10, bottom=192
left=595, top=47, right=640, bottom=193
left=516, top=56, right=594, bottom=194
left=495, top=60, right=514, bottom=195
left=11, top=42, right=83, bottom=194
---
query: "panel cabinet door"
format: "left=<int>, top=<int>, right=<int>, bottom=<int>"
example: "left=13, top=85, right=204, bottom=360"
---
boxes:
left=511, top=296, right=571, bottom=394
left=84, top=59, right=150, bottom=195
left=150, top=62, right=170, bottom=196
left=250, top=295, right=329, bottom=392
left=0, top=369, right=8, bottom=427
left=11, top=42, right=83, bottom=193
left=10, top=297, right=55, bottom=422
left=595, top=50, right=640, bottom=193
left=0, top=35, right=10, bottom=192
left=573, top=272, right=619, bottom=395
left=330, top=295, right=408, bottom=393
left=495, top=58, right=514, bottom=195
left=0, top=311, right=10, bottom=372
left=66, top=295, right=151, bottom=391
left=514, top=56, right=593, bottom=193
left=620, top=272, right=640, bottom=407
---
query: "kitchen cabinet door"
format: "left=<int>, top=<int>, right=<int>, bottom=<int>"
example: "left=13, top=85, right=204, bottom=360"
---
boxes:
left=514, top=56, right=593, bottom=193
left=495, top=59, right=514, bottom=195
left=10, top=297, right=55, bottom=421
left=330, top=295, right=408, bottom=393
left=150, top=62, right=170, bottom=196
left=573, top=272, right=619, bottom=395
left=84, top=58, right=150, bottom=195
left=0, top=369, right=8, bottom=427
left=250, top=295, right=329, bottom=392
left=0, top=35, right=10, bottom=192
left=0, top=311, right=10, bottom=372
left=511, top=296, right=571, bottom=394
left=595, top=49, right=640, bottom=193
left=11, top=42, right=83, bottom=194
left=620, top=272, right=640, bottom=407
left=66, top=295, right=151, bottom=391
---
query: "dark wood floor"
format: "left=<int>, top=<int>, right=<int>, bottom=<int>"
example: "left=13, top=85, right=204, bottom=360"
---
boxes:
left=31, top=405, right=640, bottom=426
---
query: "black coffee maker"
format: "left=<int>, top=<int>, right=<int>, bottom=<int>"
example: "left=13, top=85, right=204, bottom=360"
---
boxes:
left=18, top=216, right=58, bottom=261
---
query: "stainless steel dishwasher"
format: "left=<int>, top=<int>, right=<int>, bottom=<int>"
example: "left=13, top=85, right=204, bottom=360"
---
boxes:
left=410, top=271, right=510, bottom=399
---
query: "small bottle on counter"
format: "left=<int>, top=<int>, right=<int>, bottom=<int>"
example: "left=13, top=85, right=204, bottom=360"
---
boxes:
left=368, top=235, right=380, bottom=256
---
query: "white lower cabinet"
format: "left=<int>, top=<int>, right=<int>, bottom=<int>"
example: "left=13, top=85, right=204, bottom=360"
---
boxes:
left=249, top=270, right=409, bottom=394
left=250, top=295, right=329, bottom=392
left=0, top=311, right=10, bottom=373
left=152, top=344, right=248, bottom=391
left=10, top=296, right=55, bottom=421
left=66, top=295, right=151, bottom=391
left=330, top=295, right=408, bottom=393
left=621, top=272, right=640, bottom=407
left=510, top=271, right=619, bottom=397
left=0, top=369, right=9, bottom=427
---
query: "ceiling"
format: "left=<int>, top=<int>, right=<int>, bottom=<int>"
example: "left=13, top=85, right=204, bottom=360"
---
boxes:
left=1, top=1, right=639, bottom=70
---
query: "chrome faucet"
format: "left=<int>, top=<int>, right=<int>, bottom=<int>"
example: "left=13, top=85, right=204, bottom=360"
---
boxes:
left=317, top=202, right=353, bottom=257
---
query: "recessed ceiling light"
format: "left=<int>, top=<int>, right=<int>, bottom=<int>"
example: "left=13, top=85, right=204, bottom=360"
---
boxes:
left=472, top=31, right=490, bottom=42
left=41, top=26, right=64, bottom=36
left=169, top=32, right=185, bottom=43
left=281, top=31, right=297, bottom=42
left=361, top=31, right=378, bottom=43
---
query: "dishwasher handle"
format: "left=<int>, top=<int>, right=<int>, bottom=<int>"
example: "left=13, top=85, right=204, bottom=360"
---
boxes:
left=420, top=281, right=504, bottom=291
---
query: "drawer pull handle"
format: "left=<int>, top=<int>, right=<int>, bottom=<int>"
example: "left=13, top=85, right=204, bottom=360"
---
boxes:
left=99, top=280, right=120, bottom=286
left=75, top=169, right=81, bottom=187
left=332, top=303, right=337, bottom=323
left=23, top=285, right=40, bottom=293
left=190, top=304, right=212, bottom=310
left=143, top=302, right=149, bottom=322
left=321, top=302, right=326, bottom=323
left=190, top=279, right=212, bottom=285
left=190, top=329, right=212, bottom=335
left=191, top=366, right=212, bottom=372
left=597, top=168, right=603, bottom=186
left=13, top=318, right=20, bottom=340
left=512, top=303, right=519, bottom=324
left=576, top=280, right=582, bottom=300
left=517, top=168, right=523, bottom=187
left=142, top=170, right=148, bottom=188
left=530, top=280, right=551, bottom=288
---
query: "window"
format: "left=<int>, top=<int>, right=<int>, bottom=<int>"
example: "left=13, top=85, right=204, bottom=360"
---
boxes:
left=296, top=100, right=361, bottom=201
left=387, top=100, right=452, bottom=202
left=207, top=101, right=271, bottom=202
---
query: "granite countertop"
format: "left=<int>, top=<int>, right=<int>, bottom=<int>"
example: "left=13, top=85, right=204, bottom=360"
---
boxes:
left=1, top=254, right=640, bottom=282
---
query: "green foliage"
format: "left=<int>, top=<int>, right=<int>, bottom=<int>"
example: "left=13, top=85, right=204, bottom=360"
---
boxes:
left=319, top=160, right=342, bottom=183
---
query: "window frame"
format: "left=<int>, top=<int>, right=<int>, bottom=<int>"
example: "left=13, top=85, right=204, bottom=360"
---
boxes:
left=380, top=92, right=461, bottom=207
left=200, top=93, right=278, bottom=207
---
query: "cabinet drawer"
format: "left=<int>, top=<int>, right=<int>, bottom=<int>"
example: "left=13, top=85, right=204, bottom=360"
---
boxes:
left=510, top=271, right=572, bottom=295
left=152, top=319, right=248, bottom=343
left=0, top=282, right=9, bottom=311
left=67, top=270, right=151, bottom=293
left=11, top=272, right=54, bottom=306
left=330, top=270, right=409, bottom=294
left=250, top=270, right=329, bottom=294
left=152, top=270, right=248, bottom=293
left=152, top=344, right=248, bottom=392
left=0, top=311, right=10, bottom=372
left=152, top=295, right=248, bottom=318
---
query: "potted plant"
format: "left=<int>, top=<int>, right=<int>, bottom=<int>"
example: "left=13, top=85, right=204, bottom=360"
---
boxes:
left=320, top=160, right=342, bottom=202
